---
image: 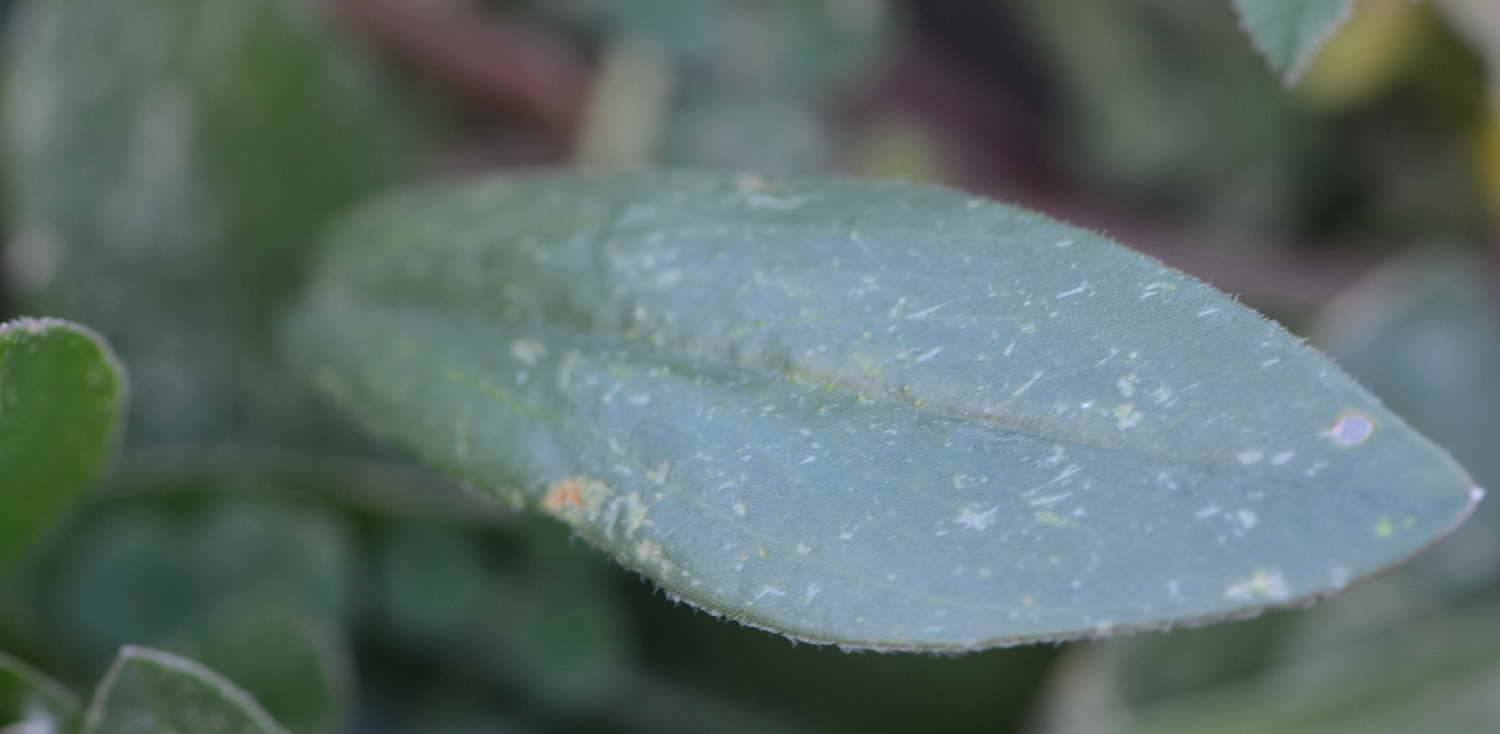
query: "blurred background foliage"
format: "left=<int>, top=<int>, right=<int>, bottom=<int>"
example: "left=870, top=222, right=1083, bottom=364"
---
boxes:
left=1, top=0, right=1498, bottom=731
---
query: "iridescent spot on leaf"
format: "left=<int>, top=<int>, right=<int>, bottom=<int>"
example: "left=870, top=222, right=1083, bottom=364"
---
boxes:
left=1328, top=412, right=1374, bottom=446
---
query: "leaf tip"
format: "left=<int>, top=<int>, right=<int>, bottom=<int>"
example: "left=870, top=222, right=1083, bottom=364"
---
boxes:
left=1233, top=0, right=1358, bottom=86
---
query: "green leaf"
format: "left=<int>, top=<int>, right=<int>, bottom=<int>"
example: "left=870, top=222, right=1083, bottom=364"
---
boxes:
left=533, top=0, right=889, bottom=97
left=1030, top=255, right=1500, bottom=734
left=1314, top=255, right=1500, bottom=603
left=1034, top=597, right=1500, bottom=734
left=167, top=601, right=353, bottom=734
left=285, top=170, right=1481, bottom=651
left=1233, top=0, right=1355, bottom=82
left=0, top=318, right=126, bottom=564
left=1016, top=0, right=1318, bottom=222
left=0, top=650, right=80, bottom=731
left=373, top=519, right=636, bottom=714
left=2, top=0, right=440, bottom=445
left=19, top=494, right=355, bottom=670
left=80, top=646, right=288, bottom=734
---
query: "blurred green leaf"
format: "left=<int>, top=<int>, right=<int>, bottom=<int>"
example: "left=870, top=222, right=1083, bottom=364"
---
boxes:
left=286, top=169, right=1479, bottom=651
left=43, top=507, right=202, bottom=668
left=662, top=94, right=830, bottom=174
left=548, top=0, right=881, bottom=174
left=0, top=650, right=78, bottom=732
left=1233, top=0, right=1355, bottom=82
left=167, top=601, right=353, bottom=734
left=16, top=493, right=355, bottom=673
left=536, top=0, right=888, bottom=97
left=189, top=498, right=357, bottom=623
left=1037, top=597, right=1500, bottom=734
left=0, top=318, right=124, bottom=565
left=374, top=518, right=635, bottom=716
left=80, top=646, right=287, bottom=734
left=1017, top=0, right=1324, bottom=225
left=1, top=0, right=440, bottom=445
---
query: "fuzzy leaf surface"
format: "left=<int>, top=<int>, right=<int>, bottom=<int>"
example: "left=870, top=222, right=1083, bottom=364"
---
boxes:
left=286, top=171, right=1480, bottom=651
left=0, top=318, right=125, bottom=564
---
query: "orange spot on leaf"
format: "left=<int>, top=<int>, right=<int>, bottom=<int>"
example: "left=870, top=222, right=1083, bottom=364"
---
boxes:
left=544, top=477, right=586, bottom=512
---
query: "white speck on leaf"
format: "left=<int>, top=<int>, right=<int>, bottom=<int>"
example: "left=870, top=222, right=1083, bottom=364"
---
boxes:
left=755, top=585, right=788, bottom=600
left=955, top=505, right=1000, bottom=530
left=510, top=338, right=546, bottom=365
left=1140, top=282, right=1172, bottom=299
left=913, top=346, right=944, bottom=363
left=1237, top=449, right=1264, bottom=465
left=907, top=302, right=947, bottom=320
left=1224, top=569, right=1289, bottom=602
left=611, top=492, right=651, bottom=539
left=635, top=539, right=673, bottom=575
left=1011, top=371, right=1044, bottom=398
left=1271, top=450, right=1296, bottom=465
left=1029, top=492, right=1072, bottom=507
left=1056, top=282, right=1089, bottom=299
left=887, top=296, right=908, bottom=319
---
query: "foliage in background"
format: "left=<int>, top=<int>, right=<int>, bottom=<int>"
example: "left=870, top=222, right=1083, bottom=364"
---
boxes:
left=1, top=0, right=1499, bottom=732
left=1, top=0, right=439, bottom=446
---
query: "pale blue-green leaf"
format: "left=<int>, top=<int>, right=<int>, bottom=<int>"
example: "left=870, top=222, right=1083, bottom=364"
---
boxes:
left=1233, top=0, right=1355, bottom=82
left=1313, top=255, right=1500, bottom=603
left=81, top=646, right=288, bottom=734
left=1033, top=254, right=1500, bottom=733
left=0, top=650, right=79, bottom=731
left=285, top=170, right=1480, bottom=651
left=0, top=318, right=125, bottom=565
